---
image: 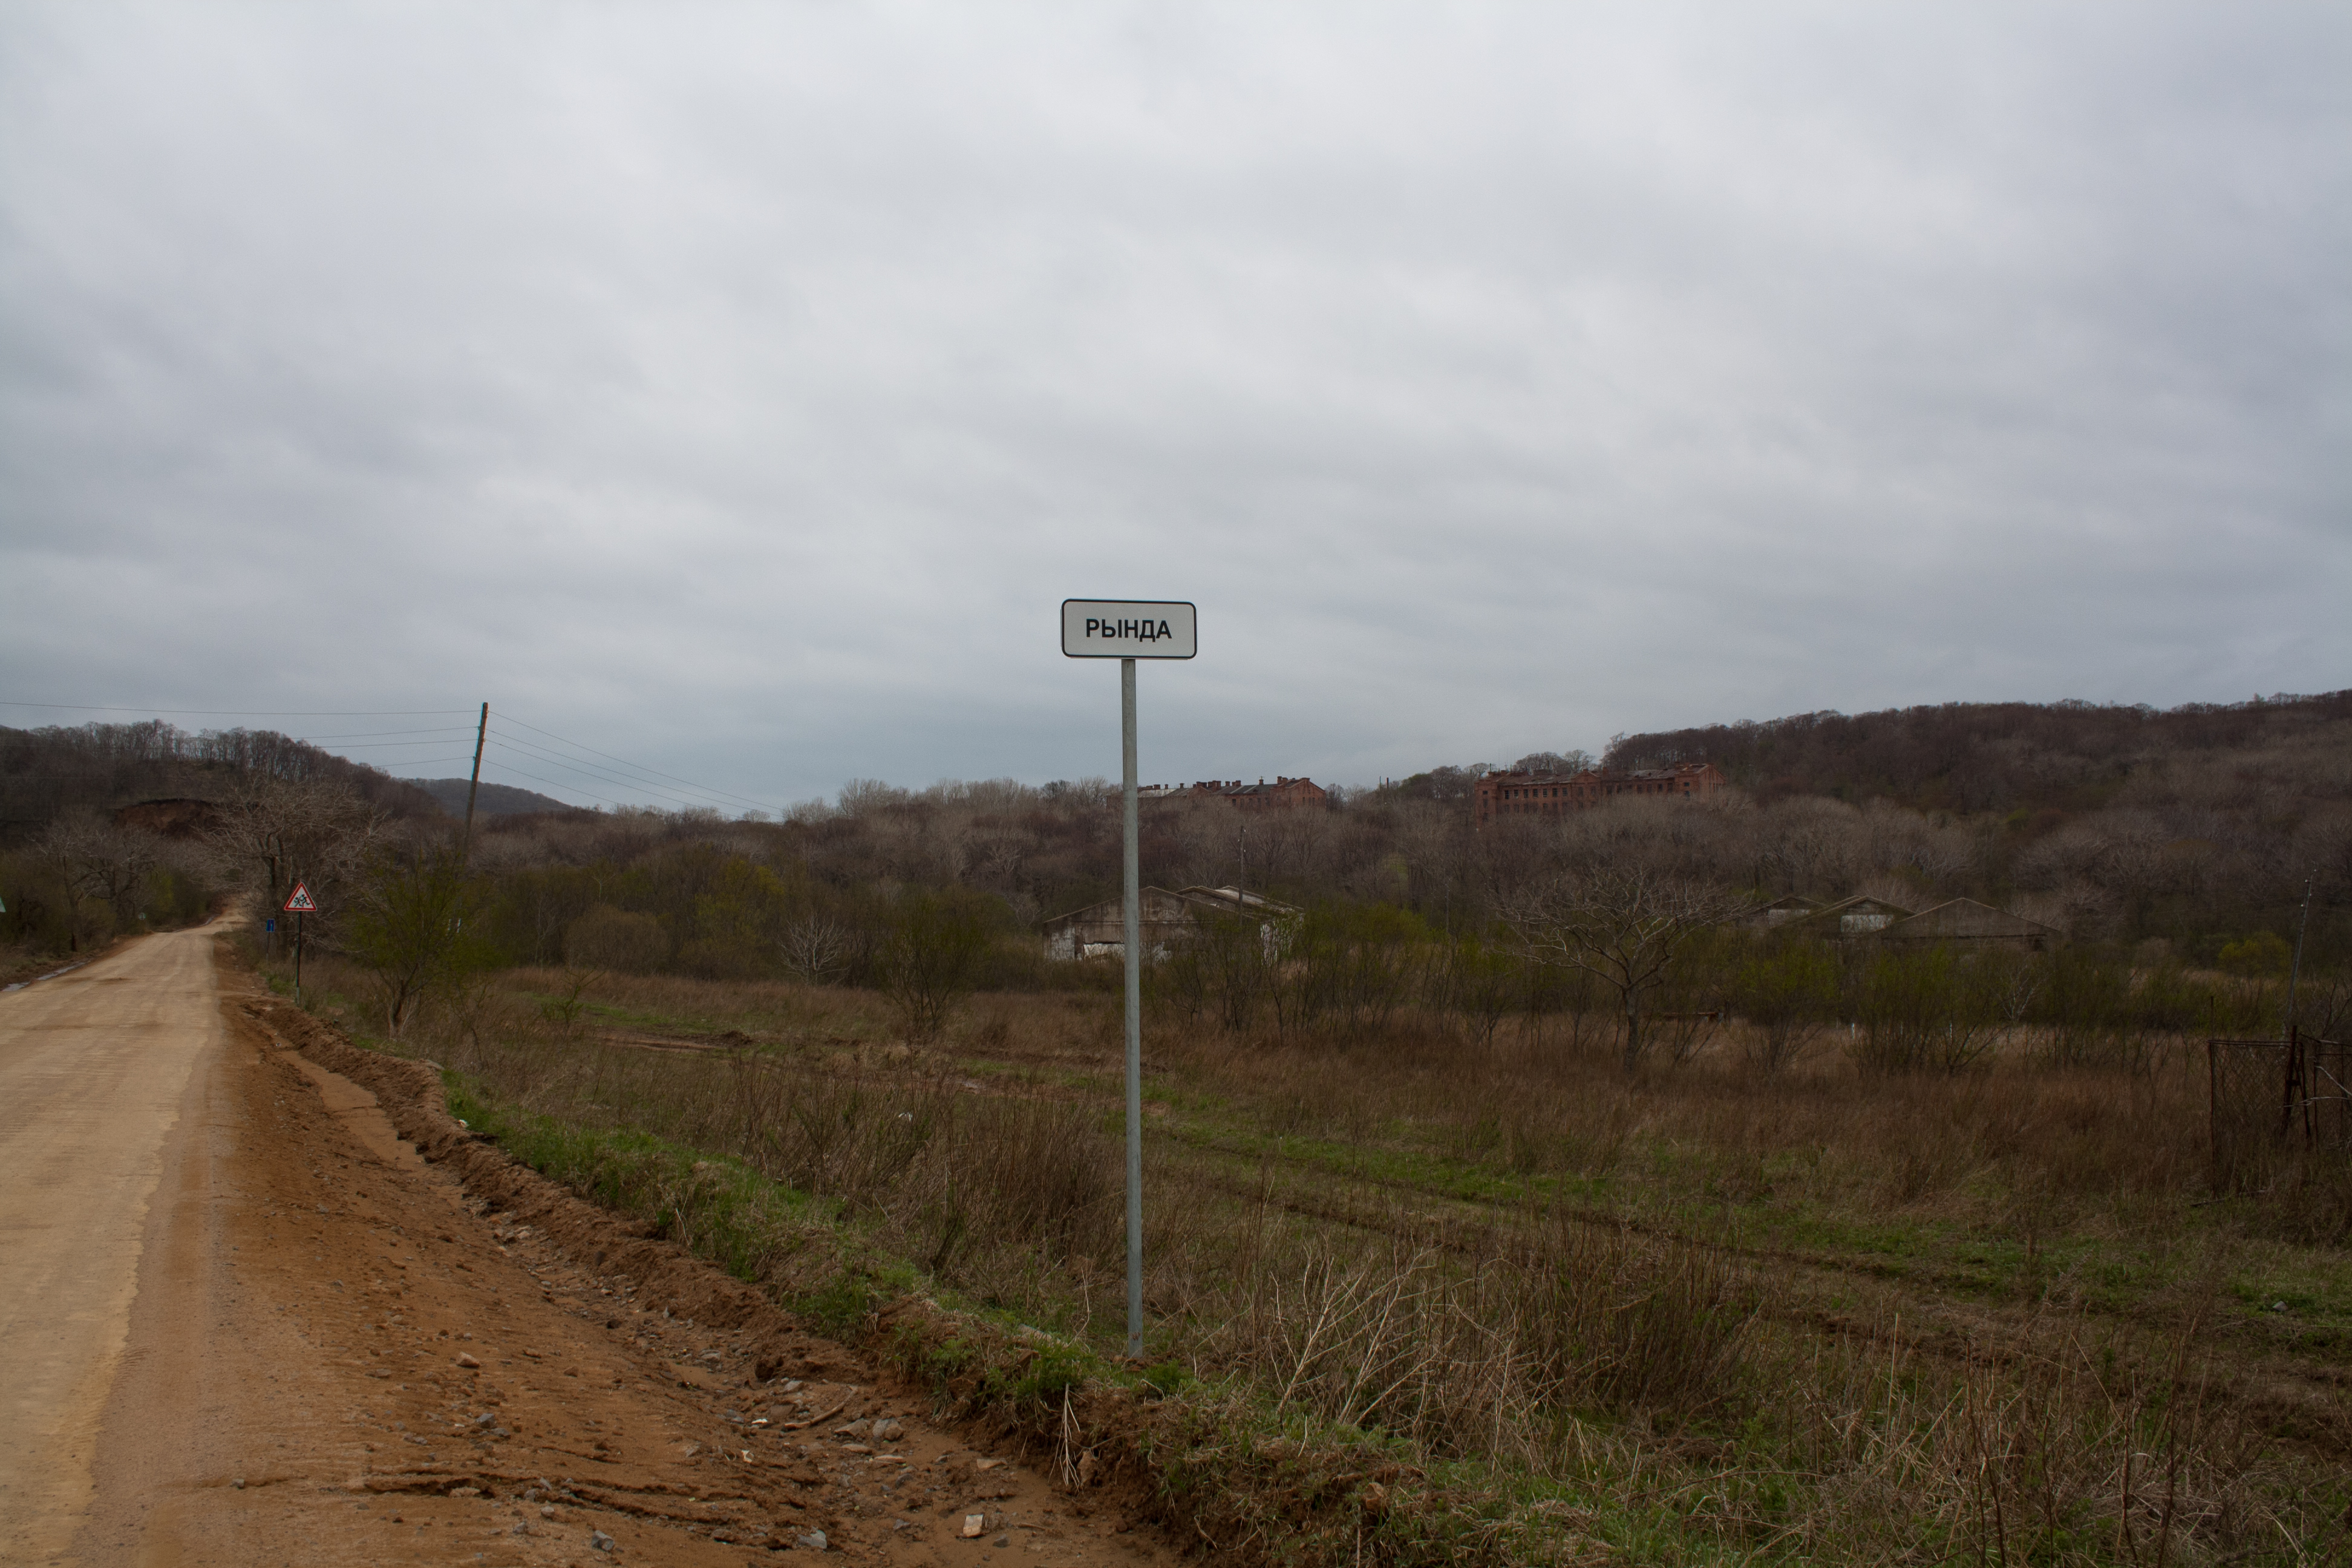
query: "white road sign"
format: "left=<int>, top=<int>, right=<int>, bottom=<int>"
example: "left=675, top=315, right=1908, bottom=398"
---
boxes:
left=1060, top=599, right=1197, bottom=659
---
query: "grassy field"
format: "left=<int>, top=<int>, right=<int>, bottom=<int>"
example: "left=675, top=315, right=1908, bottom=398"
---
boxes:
left=277, top=949, right=2352, bottom=1566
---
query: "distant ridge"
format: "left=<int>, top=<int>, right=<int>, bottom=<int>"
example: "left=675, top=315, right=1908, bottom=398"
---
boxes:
left=1601, top=691, right=2352, bottom=812
left=0, top=721, right=443, bottom=831
left=414, top=778, right=577, bottom=817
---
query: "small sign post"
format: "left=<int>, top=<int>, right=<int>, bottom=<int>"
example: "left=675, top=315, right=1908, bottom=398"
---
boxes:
left=283, top=881, right=319, bottom=1003
left=1062, top=599, right=1196, bottom=1359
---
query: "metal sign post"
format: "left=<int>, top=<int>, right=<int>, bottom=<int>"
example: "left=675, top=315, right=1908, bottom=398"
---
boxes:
left=284, top=881, right=319, bottom=1004
left=1062, top=598, right=1196, bottom=1359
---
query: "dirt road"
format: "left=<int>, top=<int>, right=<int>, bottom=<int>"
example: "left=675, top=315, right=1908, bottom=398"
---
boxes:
left=1, top=929, right=221, bottom=1563
left=0, top=927, right=1182, bottom=1567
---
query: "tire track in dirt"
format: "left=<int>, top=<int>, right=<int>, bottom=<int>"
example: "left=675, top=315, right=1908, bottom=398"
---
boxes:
left=1163, top=1135, right=2352, bottom=1459
left=577, top=1026, right=2352, bottom=1456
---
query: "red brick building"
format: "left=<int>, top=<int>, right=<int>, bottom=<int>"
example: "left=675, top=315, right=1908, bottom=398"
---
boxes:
left=1178, top=776, right=1328, bottom=811
left=1473, top=762, right=1726, bottom=826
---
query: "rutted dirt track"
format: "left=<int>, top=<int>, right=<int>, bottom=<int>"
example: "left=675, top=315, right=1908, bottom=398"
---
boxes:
left=0, top=924, right=1182, bottom=1567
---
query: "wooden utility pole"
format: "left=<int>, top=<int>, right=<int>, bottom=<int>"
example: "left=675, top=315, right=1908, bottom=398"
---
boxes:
left=460, top=702, right=488, bottom=862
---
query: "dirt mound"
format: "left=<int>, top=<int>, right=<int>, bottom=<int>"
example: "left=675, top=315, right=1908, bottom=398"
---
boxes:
left=247, top=998, right=869, bottom=1374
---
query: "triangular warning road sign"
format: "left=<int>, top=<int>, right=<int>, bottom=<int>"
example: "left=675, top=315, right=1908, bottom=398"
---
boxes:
left=283, top=882, right=318, bottom=913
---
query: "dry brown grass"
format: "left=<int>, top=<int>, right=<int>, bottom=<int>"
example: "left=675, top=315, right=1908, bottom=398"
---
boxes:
left=1166, top=1010, right=2223, bottom=1229
left=275, top=951, right=2345, bottom=1563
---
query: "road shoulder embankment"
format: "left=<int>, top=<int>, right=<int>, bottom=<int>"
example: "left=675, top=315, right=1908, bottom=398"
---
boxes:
left=71, top=942, right=1176, bottom=1566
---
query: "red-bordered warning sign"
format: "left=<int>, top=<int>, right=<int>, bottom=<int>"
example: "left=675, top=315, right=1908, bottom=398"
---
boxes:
left=283, top=882, right=318, bottom=913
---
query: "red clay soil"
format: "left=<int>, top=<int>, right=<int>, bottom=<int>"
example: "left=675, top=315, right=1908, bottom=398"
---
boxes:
left=68, top=941, right=1186, bottom=1566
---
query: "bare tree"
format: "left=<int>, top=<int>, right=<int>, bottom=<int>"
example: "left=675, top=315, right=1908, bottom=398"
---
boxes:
left=1506, top=867, right=1740, bottom=1071
left=881, top=889, right=993, bottom=1042
left=779, top=913, right=851, bottom=984
left=36, top=814, right=160, bottom=946
left=198, top=774, right=383, bottom=925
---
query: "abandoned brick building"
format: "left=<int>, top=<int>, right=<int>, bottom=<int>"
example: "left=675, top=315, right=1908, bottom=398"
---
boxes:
left=1472, top=761, right=1726, bottom=826
left=1135, top=777, right=1330, bottom=810
left=1042, top=885, right=1300, bottom=961
left=1733, top=893, right=2059, bottom=952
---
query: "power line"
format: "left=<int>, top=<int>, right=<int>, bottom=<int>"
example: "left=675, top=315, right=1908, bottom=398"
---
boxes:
left=484, top=736, right=706, bottom=805
left=491, top=725, right=776, bottom=815
left=497, top=713, right=779, bottom=815
left=0, top=702, right=474, bottom=716
left=486, top=730, right=777, bottom=816
left=468, top=759, right=633, bottom=810
left=482, top=738, right=754, bottom=815
left=6, top=699, right=781, bottom=818
left=290, top=727, right=478, bottom=741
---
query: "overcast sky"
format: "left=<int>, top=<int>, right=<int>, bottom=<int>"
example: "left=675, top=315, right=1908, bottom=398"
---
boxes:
left=2, top=4, right=2345, bottom=812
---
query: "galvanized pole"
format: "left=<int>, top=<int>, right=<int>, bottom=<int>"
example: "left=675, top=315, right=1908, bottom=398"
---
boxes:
left=1121, top=657, right=1144, bottom=1360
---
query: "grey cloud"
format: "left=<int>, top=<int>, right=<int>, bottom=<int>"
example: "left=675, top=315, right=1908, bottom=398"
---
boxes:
left=2, top=3, right=2345, bottom=806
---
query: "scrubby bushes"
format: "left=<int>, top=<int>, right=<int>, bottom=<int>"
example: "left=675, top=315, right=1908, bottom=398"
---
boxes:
left=0, top=830, right=218, bottom=964
left=344, top=843, right=497, bottom=1035
left=880, top=886, right=1001, bottom=1042
left=564, top=904, right=670, bottom=973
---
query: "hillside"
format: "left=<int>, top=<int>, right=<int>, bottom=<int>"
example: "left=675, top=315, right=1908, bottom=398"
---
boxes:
left=413, top=777, right=577, bottom=818
left=0, top=722, right=445, bottom=839
left=1602, top=691, right=2352, bottom=815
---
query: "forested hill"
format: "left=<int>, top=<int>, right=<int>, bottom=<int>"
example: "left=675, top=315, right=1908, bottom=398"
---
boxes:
left=414, top=778, right=575, bottom=818
left=1602, top=692, right=2352, bottom=815
left=0, top=722, right=444, bottom=836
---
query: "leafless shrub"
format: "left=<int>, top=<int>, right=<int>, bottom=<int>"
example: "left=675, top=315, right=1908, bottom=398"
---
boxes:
left=35, top=813, right=160, bottom=942
left=779, top=913, right=851, bottom=984
left=880, top=889, right=993, bottom=1042
left=1751, top=1279, right=2270, bottom=1565
left=197, top=773, right=384, bottom=931
left=1196, top=1213, right=1759, bottom=1463
left=1505, top=867, right=1741, bottom=1071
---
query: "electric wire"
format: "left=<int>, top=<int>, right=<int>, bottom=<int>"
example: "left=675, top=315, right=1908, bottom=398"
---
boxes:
left=0, top=702, right=475, bottom=716
left=463, top=759, right=633, bottom=811
left=484, top=730, right=776, bottom=816
left=480, top=738, right=747, bottom=815
left=495, top=713, right=779, bottom=814
left=483, top=737, right=699, bottom=804
left=288, top=727, right=477, bottom=741
left=482, top=737, right=699, bottom=805
left=489, top=725, right=774, bottom=815
left=7, top=699, right=778, bottom=818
